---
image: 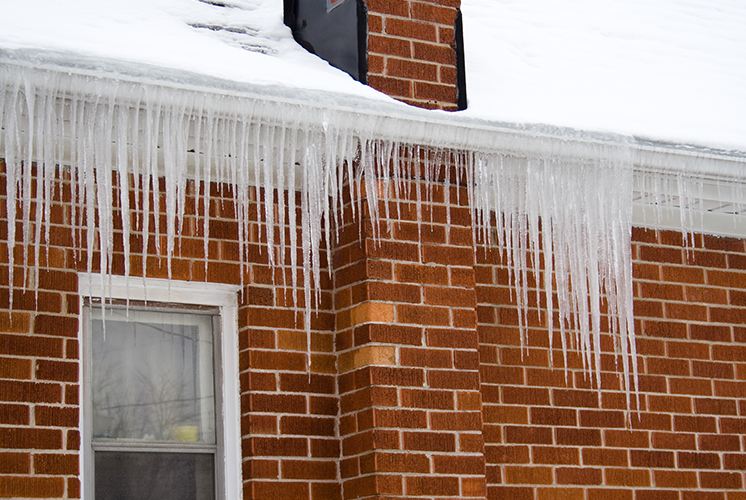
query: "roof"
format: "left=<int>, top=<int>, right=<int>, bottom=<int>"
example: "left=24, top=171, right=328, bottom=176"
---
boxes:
left=0, top=0, right=383, bottom=100
left=460, top=0, right=746, bottom=153
left=1, top=0, right=745, bottom=154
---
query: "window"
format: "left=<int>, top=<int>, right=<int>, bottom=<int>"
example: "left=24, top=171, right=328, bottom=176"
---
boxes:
left=80, top=276, right=242, bottom=500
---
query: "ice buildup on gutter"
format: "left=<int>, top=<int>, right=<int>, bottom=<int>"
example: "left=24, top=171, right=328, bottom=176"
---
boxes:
left=10, top=61, right=746, bottom=412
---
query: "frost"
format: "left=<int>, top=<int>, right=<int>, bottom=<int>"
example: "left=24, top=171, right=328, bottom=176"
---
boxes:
left=0, top=64, right=673, bottom=410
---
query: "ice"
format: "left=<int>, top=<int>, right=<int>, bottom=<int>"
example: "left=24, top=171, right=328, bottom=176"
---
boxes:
left=5, top=63, right=742, bottom=411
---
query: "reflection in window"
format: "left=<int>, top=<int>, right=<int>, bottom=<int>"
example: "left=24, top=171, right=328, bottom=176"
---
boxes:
left=88, top=307, right=218, bottom=500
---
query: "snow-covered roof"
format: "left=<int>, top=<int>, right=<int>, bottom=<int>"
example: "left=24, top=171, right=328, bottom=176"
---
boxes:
left=1, top=0, right=745, bottom=154
left=461, top=0, right=746, bottom=154
left=0, top=0, right=384, bottom=100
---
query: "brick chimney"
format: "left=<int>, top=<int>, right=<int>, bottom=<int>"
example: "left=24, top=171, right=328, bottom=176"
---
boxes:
left=366, top=0, right=464, bottom=110
left=284, top=0, right=466, bottom=111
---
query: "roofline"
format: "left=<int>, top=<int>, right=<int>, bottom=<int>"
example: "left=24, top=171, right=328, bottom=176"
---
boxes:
left=2, top=49, right=746, bottom=182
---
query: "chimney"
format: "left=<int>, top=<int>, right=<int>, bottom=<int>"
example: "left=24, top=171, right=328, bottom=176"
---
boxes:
left=284, top=0, right=467, bottom=111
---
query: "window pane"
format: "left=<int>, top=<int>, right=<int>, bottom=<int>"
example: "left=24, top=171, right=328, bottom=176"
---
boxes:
left=95, top=451, right=214, bottom=500
left=91, top=308, right=216, bottom=444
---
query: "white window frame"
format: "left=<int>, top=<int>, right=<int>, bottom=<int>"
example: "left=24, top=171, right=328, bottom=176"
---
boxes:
left=78, top=274, right=242, bottom=500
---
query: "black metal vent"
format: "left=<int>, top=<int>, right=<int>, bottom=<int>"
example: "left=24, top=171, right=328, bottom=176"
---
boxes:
left=283, top=0, right=368, bottom=84
left=455, top=10, right=468, bottom=111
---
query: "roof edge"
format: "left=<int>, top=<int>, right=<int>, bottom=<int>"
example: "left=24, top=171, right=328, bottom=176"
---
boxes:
left=2, top=49, right=746, bottom=182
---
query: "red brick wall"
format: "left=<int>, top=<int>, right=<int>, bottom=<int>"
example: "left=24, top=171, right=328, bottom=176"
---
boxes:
left=366, top=0, right=462, bottom=110
left=0, top=163, right=340, bottom=499
left=334, top=167, right=487, bottom=498
left=1, top=157, right=745, bottom=500
left=476, top=228, right=746, bottom=499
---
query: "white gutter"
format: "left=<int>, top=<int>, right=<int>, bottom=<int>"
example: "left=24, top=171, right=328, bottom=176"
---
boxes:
left=3, top=48, right=745, bottom=182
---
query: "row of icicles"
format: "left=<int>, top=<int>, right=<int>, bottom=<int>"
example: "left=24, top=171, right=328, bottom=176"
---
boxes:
left=0, top=69, right=650, bottom=410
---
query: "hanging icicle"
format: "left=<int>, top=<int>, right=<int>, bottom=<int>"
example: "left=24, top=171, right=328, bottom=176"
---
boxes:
left=11, top=63, right=746, bottom=410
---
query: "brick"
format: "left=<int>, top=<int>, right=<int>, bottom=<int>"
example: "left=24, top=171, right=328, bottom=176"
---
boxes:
left=0, top=404, right=29, bottom=425
left=250, top=394, right=306, bottom=414
left=385, top=18, right=437, bottom=42
left=556, top=467, right=602, bottom=485
left=35, top=359, right=78, bottom=382
left=0, top=453, right=29, bottom=474
left=373, top=409, right=426, bottom=429
left=281, top=459, right=336, bottom=480
left=654, top=470, right=698, bottom=488
left=630, top=450, right=674, bottom=468
left=582, top=447, right=628, bottom=467
left=533, top=446, right=579, bottom=465
left=338, top=345, right=396, bottom=373
left=367, top=75, right=413, bottom=99
left=375, top=452, right=429, bottom=473
left=556, top=428, right=601, bottom=446
left=356, top=324, right=422, bottom=346
left=677, top=451, right=720, bottom=469
left=505, top=426, right=553, bottom=445
left=252, top=437, right=308, bottom=457
left=432, top=454, right=485, bottom=474
left=397, top=304, right=450, bottom=325
left=405, top=476, right=459, bottom=496
left=605, top=468, right=650, bottom=487
left=33, top=453, right=78, bottom=475
left=280, top=416, right=334, bottom=437
left=35, top=406, right=77, bottom=428
left=0, top=380, right=61, bottom=404
left=0, top=357, right=32, bottom=380
left=700, top=472, right=743, bottom=490
left=402, top=431, right=455, bottom=452
left=252, top=481, right=308, bottom=499
left=698, top=434, right=741, bottom=451
left=400, top=347, right=452, bottom=368
left=0, top=476, right=65, bottom=498
left=349, top=302, right=395, bottom=326
left=430, top=411, right=481, bottom=430
left=0, top=428, right=61, bottom=450
left=0, top=334, right=64, bottom=358
left=505, top=466, right=553, bottom=485
left=369, top=35, right=411, bottom=59
left=640, top=246, right=683, bottom=263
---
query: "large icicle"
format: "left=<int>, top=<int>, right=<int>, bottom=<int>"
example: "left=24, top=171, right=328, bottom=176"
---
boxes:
left=10, top=63, right=746, bottom=409
left=470, top=150, right=638, bottom=405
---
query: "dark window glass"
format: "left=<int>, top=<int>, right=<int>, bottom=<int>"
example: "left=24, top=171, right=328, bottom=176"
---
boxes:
left=95, top=452, right=214, bottom=500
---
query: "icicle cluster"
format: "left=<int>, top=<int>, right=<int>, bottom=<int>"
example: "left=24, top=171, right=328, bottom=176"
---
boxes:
left=470, top=152, right=638, bottom=407
left=0, top=64, right=686, bottom=406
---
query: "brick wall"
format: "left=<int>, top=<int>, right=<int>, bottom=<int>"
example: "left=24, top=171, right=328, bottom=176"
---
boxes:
left=476, top=229, right=746, bottom=499
left=366, top=0, right=462, bottom=110
left=0, top=163, right=340, bottom=499
left=334, top=164, right=487, bottom=498
left=1, top=156, right=745, bottom=500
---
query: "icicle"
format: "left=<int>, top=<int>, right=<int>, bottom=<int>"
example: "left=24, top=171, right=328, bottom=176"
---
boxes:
left=10, top=63, right=746, bottom=413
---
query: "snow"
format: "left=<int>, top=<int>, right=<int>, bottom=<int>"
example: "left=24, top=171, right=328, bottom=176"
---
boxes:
left=0, top=0, right=384, bottom=101
left=460, top=0, right=746, bottom=152
left=1, top=0, right=745, bottom=152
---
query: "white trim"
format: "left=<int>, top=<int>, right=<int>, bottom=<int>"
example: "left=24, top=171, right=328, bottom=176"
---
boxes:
left=78, top=273, right=242, bottom=500
left=3, top=53, right=745, bottom=179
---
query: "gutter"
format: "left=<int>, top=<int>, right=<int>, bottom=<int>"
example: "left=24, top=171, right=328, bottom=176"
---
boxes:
left=2, top=48, right=745, bottom=183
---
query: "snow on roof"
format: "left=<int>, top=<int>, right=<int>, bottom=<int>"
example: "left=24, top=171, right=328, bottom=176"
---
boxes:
left=460, top=0, right=746, bottom=153
left=1, top=0, right=745, bottom=153
left=0, top=0, right=384, bottom=100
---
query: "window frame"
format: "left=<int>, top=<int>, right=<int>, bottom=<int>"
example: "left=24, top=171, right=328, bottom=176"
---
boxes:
left=79, top=274, right=242, bottom=500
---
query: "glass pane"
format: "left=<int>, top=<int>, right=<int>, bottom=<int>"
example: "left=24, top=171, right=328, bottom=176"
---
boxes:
left=95, top=451, right=214, bottom=500
left=91, top=308, right=216, bottom=444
